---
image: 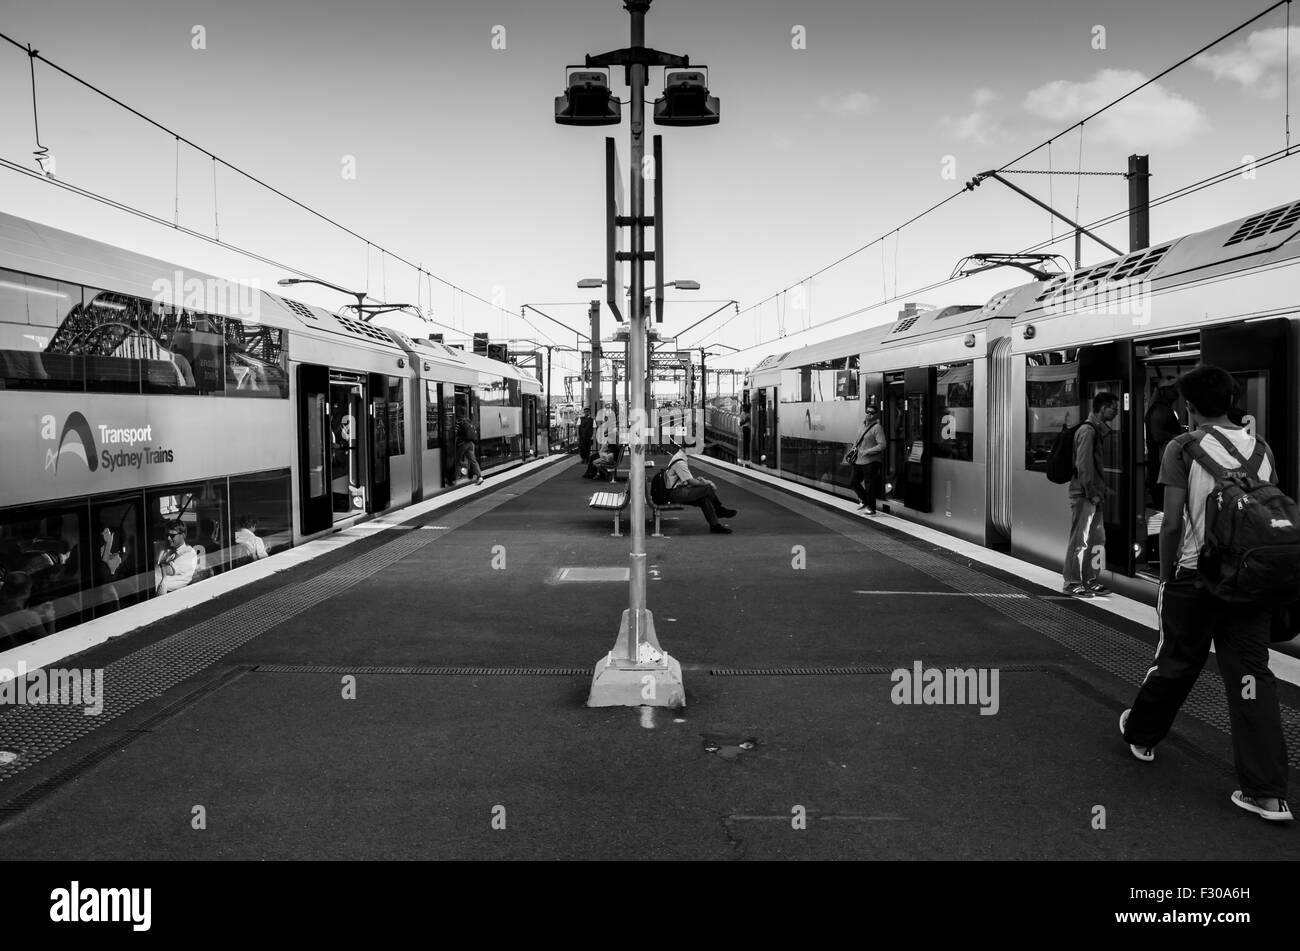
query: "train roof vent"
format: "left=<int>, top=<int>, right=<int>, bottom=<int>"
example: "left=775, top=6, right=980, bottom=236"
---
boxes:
left=892, top=316, right=921, bottom=334
left=283, top=298, right=318, bottom=320
left=1223, top=201, right=1300, bottom=246
left=1034, top=244, right=1171, bottom=303
left=336, top=314, right=397, bottom=344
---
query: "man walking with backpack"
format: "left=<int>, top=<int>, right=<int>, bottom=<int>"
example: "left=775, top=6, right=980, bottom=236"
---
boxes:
left=1062, top=392, right=1119, bottom=598
left=1120, top=365, right=1294, bottom=822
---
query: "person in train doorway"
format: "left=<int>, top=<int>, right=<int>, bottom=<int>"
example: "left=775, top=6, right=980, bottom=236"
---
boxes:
left=739, top=400, right=752, bottom=465
left=454, top=410, right=484, bottom=486
left=578, top=409, right=594, bottom=466
left=848, top=407, right=886, bottom=515
left=664, top=442, right=738, bottom=534
left=1144, top=378, right=1183, bottom=508
left=1062, top=391, right=1120, bottom=598
left=1120, top=365, right=1291, bottom=822
left=155, top=521, right=198, bottom=596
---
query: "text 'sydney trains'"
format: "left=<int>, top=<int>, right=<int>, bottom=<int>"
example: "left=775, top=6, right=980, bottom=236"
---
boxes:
left=705, top=197, right=1300, bottom=604
left=0, top=212, right=542, bottom=653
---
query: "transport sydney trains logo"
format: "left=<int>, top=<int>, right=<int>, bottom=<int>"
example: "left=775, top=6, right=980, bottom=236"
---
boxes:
left=41, top=413, right=174, bottom=475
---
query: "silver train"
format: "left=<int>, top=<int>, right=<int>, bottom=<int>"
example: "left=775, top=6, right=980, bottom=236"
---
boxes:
left=0, top=212, right=542, bottom=651
left=710, top=196, right=1300, bottom=603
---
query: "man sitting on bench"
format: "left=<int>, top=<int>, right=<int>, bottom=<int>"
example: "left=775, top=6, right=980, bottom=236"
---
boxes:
left=584, top=441, right=618, bottom=480
left=664, top=444, right=737, bottom=534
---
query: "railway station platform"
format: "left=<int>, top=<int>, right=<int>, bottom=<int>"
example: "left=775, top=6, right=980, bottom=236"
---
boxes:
left=1, top=451, right=1298, bottom=862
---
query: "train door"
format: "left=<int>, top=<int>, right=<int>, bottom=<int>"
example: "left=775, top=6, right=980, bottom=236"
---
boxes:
left=297, top=363, right=333, bottom=535
left=523, top=394, right=538, bottom=458
left=755, top=387, right=778, bottom=469
left=367, top=373, right=391, bottom=512
left=882, top=372, right=905, bottom=500
left=1202, top=319, right=1293, bottom=497
left=1079, top=342, right=1134, bottom=576
left=902, top=366, right=935, bottom=512
left=445, top=385, right=473, bottom=484
left=329, top=373, right=367, bottom=520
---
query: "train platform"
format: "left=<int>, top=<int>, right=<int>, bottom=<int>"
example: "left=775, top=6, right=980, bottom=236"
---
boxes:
left=1, top=451, right=1298, bottom=861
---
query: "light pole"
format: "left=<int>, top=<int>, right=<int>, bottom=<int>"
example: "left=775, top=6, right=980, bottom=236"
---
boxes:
left=557, top=0, right=719, bottom=708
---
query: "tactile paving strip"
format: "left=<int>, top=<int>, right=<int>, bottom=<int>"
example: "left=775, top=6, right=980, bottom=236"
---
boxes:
left=257, top=665, right=589, bottom=676
left=712, top=469, right=1300, bottom=769
left=0, top=462, right=569, bottom=788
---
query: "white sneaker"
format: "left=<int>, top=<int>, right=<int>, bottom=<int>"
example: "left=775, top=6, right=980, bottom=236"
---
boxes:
left=1231, top=790, right=1293, bottom=822
left=1119, top=708, right=1154, bottom=762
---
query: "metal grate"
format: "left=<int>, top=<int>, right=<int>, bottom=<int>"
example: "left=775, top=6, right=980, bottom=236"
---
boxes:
left=1035, top=245, right=1171, bottom=302
left=1224, top=201, right=1300, bottom=246
left=892, top=316, right=920, bottom=334
left=256, top=665, right=589, bottom=676
left=282, top=298, right=318, bottom=320
left=336, top=315, right=395, bottom=343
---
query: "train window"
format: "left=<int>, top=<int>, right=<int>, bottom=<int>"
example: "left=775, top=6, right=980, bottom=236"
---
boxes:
left=1024, top=349, right=1081, bottom=471
left=225, top=319, right=288, bottom=398
left=147, top=480, right=229, bottom=590
left=0, top=270, right=85, bottom=391
left=933, top=362, right=974, bottom=461
left=780, top=368, right=810, bottom=403
left=229, top=469, right=293, bottom=562
left=425, top=381, right=441, bottom=450
left=387, top=377, right=406, bottom=456
left=89, top=495, right=148, bottom=619
left=0, top=504, right=87, bottom=648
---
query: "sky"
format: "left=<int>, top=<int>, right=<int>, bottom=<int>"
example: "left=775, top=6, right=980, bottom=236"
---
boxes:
left=2, top=0, right=1298, bottom=391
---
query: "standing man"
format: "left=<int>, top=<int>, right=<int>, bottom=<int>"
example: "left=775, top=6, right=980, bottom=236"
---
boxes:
left=1120, top=365, right=1290, bottom=822
left=155, top=521, right=198, bottom=596
left=1145, top=378, right=1183, bottom=508
left=455, top=410, right=483, bottom=486
left=1063, top=392, right=1119, bottom=598
left=849, top=407, right=886, bottom=515
left=578, top=409, right=594, bottom=464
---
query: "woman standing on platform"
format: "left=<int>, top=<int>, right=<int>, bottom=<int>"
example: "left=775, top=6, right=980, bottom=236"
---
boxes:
left=847, top=407, right=885, bottom=515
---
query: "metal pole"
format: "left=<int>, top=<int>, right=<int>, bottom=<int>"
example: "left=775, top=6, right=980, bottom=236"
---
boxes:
left=546, top=346, right=552, bottom=450
left=625, top=0, right=650, bottom=663
left=1128, top=154, right=1150, bottom=253
left=589, top=300, right=602, bottom=420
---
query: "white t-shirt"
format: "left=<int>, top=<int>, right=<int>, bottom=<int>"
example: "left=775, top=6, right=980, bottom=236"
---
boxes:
left=1159, top=425, right=1277, bottom=571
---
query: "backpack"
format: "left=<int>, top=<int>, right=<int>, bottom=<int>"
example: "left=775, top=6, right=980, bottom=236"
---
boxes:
left=1045, top=421, right=1094, bottom=485
left=1183, top=428, right=1300, bottom=605
left=457, top=419, right=477, bottom=442
left=650, top=469, right=672, bottom=506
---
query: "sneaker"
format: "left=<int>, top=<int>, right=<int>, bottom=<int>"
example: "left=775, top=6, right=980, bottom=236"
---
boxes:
left=1087, top=582, right=1113, bottom=596
left=1231, top=790, right=1293, bottom=822
left=1066, top=584, right=1096, bottom=599
left=1119, top=708, right=1155, bottom=762
left=709, top=523, right=733, bottom=534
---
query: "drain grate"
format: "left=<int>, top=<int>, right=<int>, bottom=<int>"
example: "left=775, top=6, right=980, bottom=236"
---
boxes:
left=710, top=663, right=1046, bottom=676
left=0, top=463, right=570, bottom=788
left=256, top=664, right=589, bottom=676
left=555, top=567, right=630, bottom=583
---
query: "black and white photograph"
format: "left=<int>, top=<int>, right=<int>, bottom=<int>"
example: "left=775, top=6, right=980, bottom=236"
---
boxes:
left=1, top=0, right=1298, bottom=927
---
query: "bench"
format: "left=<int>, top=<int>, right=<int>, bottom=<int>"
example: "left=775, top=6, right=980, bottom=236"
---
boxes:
left=589, top=489, right=630, bottom=536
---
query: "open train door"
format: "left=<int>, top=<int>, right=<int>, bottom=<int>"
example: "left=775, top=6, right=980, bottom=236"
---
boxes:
left=1079, top=340, right=1134, bottom=576
left=297, top=363, right=333, bottom=535
left=368, top=373, right=391, bottom=512
left=1202, top=319, right=1293, bottom=497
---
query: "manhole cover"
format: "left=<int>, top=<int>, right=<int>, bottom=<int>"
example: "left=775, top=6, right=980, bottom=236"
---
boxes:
left=555, top=567, right=630, bottom=583
left=703, top=734, right=757, bottom=760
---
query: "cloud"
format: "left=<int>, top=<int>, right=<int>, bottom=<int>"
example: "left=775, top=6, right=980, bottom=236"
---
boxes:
left=816, top=91, right=876, bottom=115
left=1194, top=26, right=1300, bottom=98
left=1023, top=69, right=1209, bottom=148
left=942, top=88, right=1004, bottom=144
left=770, top=134, right=795, bottom=152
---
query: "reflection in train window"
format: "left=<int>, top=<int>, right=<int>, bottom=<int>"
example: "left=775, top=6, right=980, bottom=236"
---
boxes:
left=0, top=269, right=84, bottom=390
left=0, top=504, right=86, bottom=647
left=229, top=469, right=293, bottom=564
left=1024, top=349, right=1080, bottom=471
left=387, top=376, right=406, bottom=456
left=933, top=362, right=974, bottom=461
left=425, top=381, right=441, bottom=450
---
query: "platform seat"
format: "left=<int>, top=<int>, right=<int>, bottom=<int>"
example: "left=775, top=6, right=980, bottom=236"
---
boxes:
left=589, top=489, right=629, bottom=536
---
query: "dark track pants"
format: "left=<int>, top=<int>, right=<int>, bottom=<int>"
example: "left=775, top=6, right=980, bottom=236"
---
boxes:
left=1125, top=572, right=1288, bottom=799
left=851, top=461, right=881, bottom=510
left=456, top=441, right=482, bottom=480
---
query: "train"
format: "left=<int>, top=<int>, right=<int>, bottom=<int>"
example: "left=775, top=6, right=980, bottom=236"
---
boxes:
left=0, top=211, right=543, bottom=652
left=707, top=195, right=1300, bottom=603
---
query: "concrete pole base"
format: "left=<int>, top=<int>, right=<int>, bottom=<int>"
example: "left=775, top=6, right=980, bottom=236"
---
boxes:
left=586, top=609, right=685, bottom=708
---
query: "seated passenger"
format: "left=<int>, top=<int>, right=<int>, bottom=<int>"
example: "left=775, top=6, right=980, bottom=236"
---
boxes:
left=585, top=443, right=617, bottom=480
left=232, top=514, right=269, bottom=565
left=155, top=521, right=198, bottom=595
left=664, top=445, right=737, bottom=534
left=0, top=571, right=56, bottom=648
